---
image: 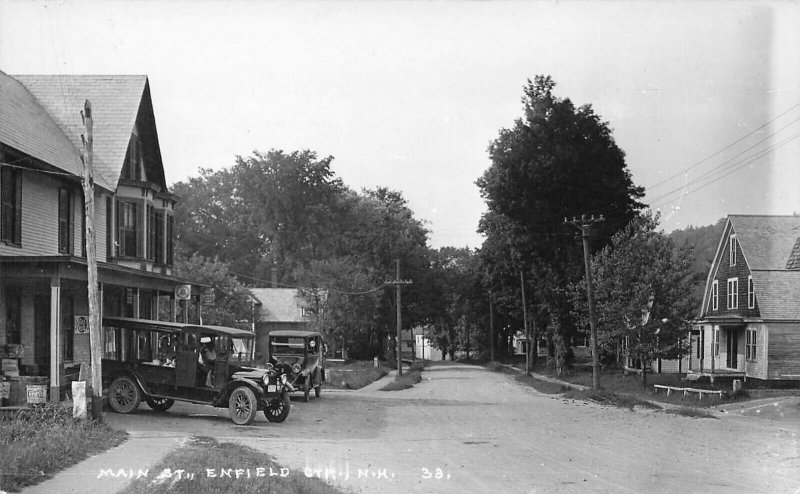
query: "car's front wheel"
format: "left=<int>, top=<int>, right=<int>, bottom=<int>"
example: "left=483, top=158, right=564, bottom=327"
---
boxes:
left=303, top=374, right=311, bottom=402
left=229, top=386, right=258, bottom=425
left=145, top=397, right=175, bottom=412
left=108, top=376, right=141, bottom=414
left=265, top=391, right=291, bottom=423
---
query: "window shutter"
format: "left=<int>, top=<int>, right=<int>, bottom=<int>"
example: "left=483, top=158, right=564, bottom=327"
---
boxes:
left=13, top=172, right=22, bottom=245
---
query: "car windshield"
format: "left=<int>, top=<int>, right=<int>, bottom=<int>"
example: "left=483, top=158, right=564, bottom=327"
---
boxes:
left=229, top=337, right=254, bottom=362
left=270, top=336, right=306, bottom=355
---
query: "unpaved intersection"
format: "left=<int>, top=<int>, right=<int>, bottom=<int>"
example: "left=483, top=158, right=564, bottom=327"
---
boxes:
left=108, top=362, right=800, bottom=493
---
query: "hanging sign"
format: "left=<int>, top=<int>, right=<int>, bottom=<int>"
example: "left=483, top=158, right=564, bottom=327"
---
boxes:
left=201, top=288, right=216, bottom=306
left=175, top=284, right=192, bottom=300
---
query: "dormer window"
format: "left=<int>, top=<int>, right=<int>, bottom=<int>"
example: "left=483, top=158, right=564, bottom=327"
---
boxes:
left=122, top=132, right=145, bottom=182
left=729, top=234, right=737, bottom=266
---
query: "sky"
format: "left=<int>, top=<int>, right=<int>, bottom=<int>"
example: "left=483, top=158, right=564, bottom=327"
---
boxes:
left=1, top=1, right=798, bottom=249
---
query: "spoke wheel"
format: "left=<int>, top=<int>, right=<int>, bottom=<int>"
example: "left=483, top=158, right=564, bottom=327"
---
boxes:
left=229, top=386, right=258, bottom=425
left=145, top=397, right=175, bottom=412
left=264, top=391, right=291, bottom=423
left=108, top=376, right=141, bottom=414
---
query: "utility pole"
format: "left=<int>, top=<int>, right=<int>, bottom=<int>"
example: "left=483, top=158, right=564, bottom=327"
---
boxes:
left=81, top=101, right=103, bottom=418
left=489, top=291, right=495, bottom=362
left=566, top=214, right=605, bottom=391
left=387, top=259, right=412, bottom=378
left=520, top=270, right=530, bottom=375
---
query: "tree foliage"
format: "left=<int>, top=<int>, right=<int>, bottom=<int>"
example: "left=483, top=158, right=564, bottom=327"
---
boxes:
left=173, top=254, right=254, bottom=328
left=572, top=212, right=699, bottom=387
left=476, top=75, right=645, bottom=366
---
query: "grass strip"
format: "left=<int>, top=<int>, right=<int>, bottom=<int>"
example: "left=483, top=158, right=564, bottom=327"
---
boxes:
left=0, top=403, right=127, bottom=492
left=121, top=436, right=344, bottom=494
left=380, top=370, right=422, bottom=391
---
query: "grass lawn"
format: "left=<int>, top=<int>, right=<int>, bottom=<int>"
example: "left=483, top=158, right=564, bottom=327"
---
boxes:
left=0, top=403, right=127, bottom=492
left=324, top=360, right=390, bottom=389
left=491, top=359, right=743, bottom=416
left=380, top=361, right=425, bottom=391
left=121, top=436, right=344, bottom=494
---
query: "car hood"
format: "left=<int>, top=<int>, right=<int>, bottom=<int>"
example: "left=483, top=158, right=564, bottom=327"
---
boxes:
left=231, top=366, right=268, bottom=380
left=272, top=355, right=303, bottom=367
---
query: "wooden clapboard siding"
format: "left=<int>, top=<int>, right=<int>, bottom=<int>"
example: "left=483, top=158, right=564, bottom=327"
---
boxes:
left=745, top=324, right=768, bottom=380
left=0, top=171, right=59, bottom=256
left=767, top=323, right=800, bottom=380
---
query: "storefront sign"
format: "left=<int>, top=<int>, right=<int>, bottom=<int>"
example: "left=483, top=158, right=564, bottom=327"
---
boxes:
left=175, top=284, right=192, bottom=300
left=201, top=288, right=215, bottom=306
left=74, top=315, right=90, bottom=334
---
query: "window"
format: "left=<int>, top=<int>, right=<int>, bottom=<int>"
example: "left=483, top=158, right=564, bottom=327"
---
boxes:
left=745, top=329, right=757, bottom=361
left=1, top=167, right=22, bottom=245
left=58, top=188, right=71, bottom=254
left=166, top=214, right=174, bottom=265
left=117, top=200, right=142, bottom=258
left=727, top=278, right=739, bottom=309
left=5, top=293, right=21, bottom=344
left=147, top=206, right=164, bottom=263
left=123, top=133, right=143, bottom=181
left=711, top=280, right=719, bottom=311
left=747, top=276, right=755, bottom=309
left=696, top=327, right=703, bottom=359
left=714, top=328, right=720, bottom=357
left=729, top=235, right=737, bottom=266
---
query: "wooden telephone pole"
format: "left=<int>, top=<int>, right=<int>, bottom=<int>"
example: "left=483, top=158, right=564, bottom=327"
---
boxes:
left=566, top=214, right=605, bottom=391
left=387, top=259, right=412, bottom=378
left=81, top=101, right=103, bottom=417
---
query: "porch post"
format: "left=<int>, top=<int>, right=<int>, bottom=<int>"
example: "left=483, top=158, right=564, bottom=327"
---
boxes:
left=132, top=288, right=140, bottom=318
left=49, top=276, right=61, bottom=403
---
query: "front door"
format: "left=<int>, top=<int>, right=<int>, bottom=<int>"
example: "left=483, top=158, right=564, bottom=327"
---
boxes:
left=726, top=328, right=738, bottom=369
left=34, top=295, right=50, bottom=373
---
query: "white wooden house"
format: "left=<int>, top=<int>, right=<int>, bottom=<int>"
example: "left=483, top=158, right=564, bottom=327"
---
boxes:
left=689, top=215, right=800, bottom=382
left=0, top=72, right=201, bottom=403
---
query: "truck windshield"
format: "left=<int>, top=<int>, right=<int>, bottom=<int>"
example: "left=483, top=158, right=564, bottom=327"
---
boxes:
left=270, top=336, right=305, bottom=355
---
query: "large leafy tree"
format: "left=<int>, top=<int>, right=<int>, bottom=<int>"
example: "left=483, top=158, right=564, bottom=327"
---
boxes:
left=573, top=212, right=698, bottom=388
left=173, top=254, right=254, bottom=328
left=477, top=75, right=644, bottom=368
left=173, top=149, right=347, bottom=282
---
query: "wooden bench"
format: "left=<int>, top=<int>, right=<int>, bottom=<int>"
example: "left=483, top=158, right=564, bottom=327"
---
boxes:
left=653, top=384, right=724, bottom=399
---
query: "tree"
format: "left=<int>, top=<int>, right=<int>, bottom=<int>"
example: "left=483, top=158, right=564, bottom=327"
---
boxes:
left=573, top=212, right=699, bottom=388
left=477, top=75, right=644, bottom=371
left=173, top=254, right=254, bottom=328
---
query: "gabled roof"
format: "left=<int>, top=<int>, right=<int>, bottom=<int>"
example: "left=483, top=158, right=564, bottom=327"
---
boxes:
left=701, top=215, right=800, bottom=320
left=249, top=288, right=311, bottom=323
left=0, top=70, right=83, bottom=180
left=10, top=74, right=166, bottom=192
left=729, top=215, right=800, bottom=270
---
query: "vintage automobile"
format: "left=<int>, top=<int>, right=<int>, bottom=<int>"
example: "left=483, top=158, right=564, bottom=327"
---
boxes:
left=101, top=317, right=291, bottom=425
left=267, top=330, right=325, bottom=402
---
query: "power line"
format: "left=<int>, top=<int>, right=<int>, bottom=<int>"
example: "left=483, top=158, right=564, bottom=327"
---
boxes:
left=232, top=271, right=388, bottom=296
left=645, top=102, right=800, bottom=191
left=649, top=131, right=800, bottom=210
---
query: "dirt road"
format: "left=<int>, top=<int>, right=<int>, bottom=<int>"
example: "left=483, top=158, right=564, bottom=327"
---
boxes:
left=107, top=362, right=800, bottom=493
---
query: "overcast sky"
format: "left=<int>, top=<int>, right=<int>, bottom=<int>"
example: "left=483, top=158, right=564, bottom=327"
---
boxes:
left=1, top=1, right=798, bottom=248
